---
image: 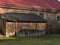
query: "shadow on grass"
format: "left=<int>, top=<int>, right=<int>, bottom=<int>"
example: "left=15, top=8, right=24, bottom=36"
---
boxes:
left=0, top=34, right=60, bottom=41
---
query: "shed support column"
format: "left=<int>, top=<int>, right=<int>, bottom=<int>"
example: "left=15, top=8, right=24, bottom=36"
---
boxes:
left=14, top=22, right=17, bottom=37
left=35, top=23, right=37, bottom=36
left=27, top=30, right=29, bottom=36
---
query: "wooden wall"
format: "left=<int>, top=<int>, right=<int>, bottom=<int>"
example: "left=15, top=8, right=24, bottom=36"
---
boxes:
left=6, top=22, right=46, bottom=37
left=6, top=22, right=15, bottom=37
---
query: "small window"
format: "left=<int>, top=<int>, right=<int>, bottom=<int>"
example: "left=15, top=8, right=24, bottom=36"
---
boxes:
left=57, top=16, right=60, bottom=21
left=39, top=13, right=44, bottom=19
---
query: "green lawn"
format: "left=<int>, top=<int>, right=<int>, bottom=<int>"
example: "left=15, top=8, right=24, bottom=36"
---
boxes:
left=0, top=34, right=60, bottom=45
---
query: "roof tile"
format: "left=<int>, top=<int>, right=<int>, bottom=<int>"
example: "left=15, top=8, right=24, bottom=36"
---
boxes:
left=0, top=0, right=60, bottom=10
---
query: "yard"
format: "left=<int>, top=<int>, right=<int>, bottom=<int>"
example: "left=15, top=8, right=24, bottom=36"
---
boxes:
left=0, top=34, right=60, bottom=45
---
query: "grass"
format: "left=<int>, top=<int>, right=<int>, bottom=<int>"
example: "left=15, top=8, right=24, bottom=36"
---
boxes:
left=0, top=34, right=60, bottom=45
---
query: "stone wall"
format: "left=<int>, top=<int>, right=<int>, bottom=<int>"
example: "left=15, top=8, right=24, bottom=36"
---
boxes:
left=45, top=12, right=60, bottom=33
left=0, top=16, right=6, bottom=35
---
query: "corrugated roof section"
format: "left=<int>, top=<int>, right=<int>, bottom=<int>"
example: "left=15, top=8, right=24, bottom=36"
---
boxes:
left=1, top=13, right=47, bottom=23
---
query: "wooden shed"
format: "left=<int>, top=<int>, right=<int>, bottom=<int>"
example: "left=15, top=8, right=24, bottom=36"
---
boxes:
left=0, top=13, right=46, bottom=37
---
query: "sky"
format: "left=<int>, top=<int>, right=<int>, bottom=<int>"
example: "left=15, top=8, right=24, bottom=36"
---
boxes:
left=58, top=0, right=60, bottom=1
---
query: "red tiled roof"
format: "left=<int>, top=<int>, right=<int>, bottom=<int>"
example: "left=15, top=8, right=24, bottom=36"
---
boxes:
left=0, top=0, right=60, bottom=10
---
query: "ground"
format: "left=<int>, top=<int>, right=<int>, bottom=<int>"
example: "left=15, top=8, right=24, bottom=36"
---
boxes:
left=0, top=34, right=60, bottom=45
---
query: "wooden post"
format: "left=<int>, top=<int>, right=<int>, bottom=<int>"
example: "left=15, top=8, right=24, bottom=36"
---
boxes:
left=35, top=23, right=37, bottom=35
left=14, top=22, right=17, bottom=36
